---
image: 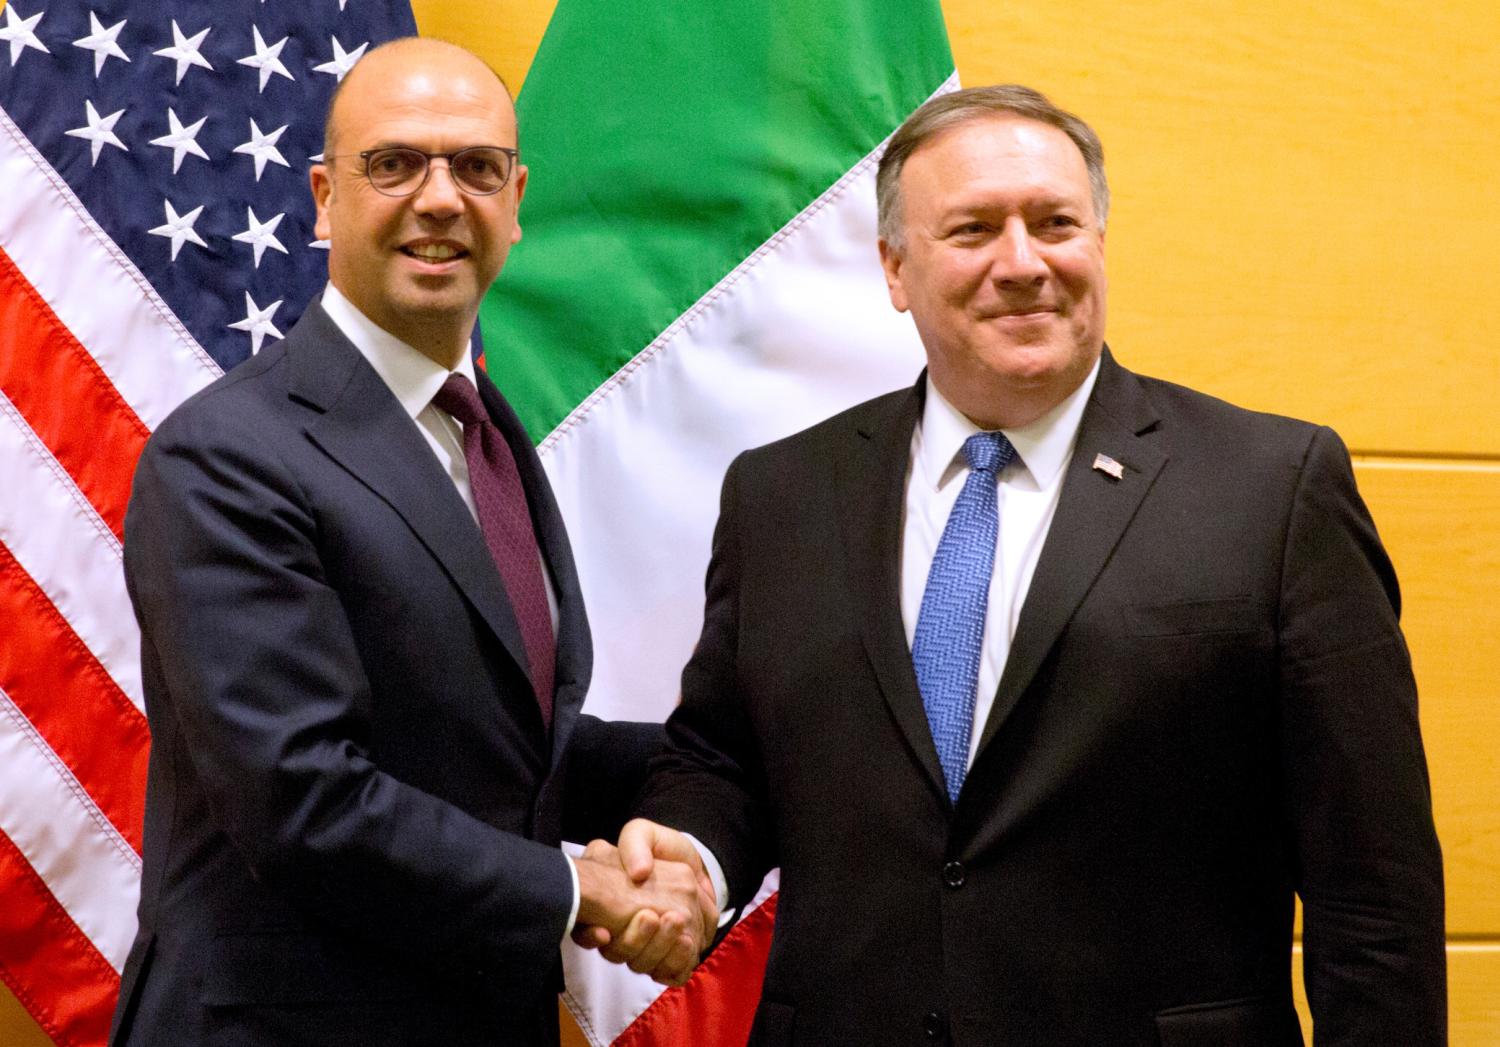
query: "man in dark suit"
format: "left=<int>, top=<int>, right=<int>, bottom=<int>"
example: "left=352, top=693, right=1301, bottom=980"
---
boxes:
left=622, top=85, right=1446, bottom=1045
left=110, top=38, right=712, bottom=1047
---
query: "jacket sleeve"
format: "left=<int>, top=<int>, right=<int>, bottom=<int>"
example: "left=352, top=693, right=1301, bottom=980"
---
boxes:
left=125, top=403, right=575, bottom=1000
left=632, top=454, right=778, bottom=910
left=1277, top=425, right=1446, bottom=1043
left=560, top=715, right=665, bottom=844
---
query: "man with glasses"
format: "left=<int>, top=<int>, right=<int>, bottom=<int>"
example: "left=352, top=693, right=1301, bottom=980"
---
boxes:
left=109, top=38, right=713, bottom=1047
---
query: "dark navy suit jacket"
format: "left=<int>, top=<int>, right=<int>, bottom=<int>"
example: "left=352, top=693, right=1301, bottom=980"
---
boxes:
left=111, top=301, right=658, bottom=1047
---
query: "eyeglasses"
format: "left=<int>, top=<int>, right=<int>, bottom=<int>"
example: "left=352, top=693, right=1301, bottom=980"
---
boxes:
left=337, top=146, right=520, bottom=197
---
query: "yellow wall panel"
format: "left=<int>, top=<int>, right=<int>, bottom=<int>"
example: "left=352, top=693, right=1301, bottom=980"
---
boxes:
left=945, top=0, right=1500, bottom=455
left=562, top=1001, right=590, bottom=1047
left=1446, top=946, right=1500, bottom=1047
left=0, top=983, right=52, bottom=1047
left=411, top=0, right=558, bottom=91
left=1356, top=461, right=1500, bottom=934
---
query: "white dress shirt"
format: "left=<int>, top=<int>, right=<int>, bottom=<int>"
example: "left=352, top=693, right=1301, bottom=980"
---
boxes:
left=900, top=359, right=1100, bottom=768
left=318, top=285, right=579, bottom=938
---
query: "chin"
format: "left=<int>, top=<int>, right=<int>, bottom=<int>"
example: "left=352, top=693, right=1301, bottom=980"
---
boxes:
left=983, top=345, right=1071, bottom=382
left=393, top=291, right=474, bottom=321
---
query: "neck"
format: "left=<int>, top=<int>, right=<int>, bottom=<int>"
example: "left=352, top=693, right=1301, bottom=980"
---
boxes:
left=408, top=335, right=469, bottom=371
left=375, top=312, right=471, bottom=371
left=947, top=388, right=1058, bottom=431
left=323, top=281, right=473, bottom=371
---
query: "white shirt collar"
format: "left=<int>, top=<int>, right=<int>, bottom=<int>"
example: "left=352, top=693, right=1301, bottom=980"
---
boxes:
left=319, top=282, right=478, bottom=421
left=917, top=355, right=1102, bottom=492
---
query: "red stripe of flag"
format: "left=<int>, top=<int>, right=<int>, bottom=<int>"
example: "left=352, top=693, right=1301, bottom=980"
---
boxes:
left=613, top=893, right=778, bottom=1047
left=0, top=543, right=148, bottom=854
left=0, top=829, right=123, bottom=1047
left=0, top=246, right=150, bottom=543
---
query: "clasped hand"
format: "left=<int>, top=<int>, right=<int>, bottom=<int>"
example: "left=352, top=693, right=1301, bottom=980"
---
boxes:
left=570, top=819, right=718, bottom=986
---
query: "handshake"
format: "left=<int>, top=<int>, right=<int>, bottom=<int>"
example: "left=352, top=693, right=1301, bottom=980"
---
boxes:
left=570, top=818, right=721, bottom=987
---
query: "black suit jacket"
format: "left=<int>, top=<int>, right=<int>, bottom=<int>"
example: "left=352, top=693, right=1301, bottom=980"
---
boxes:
left=110, top=302, right=660, bottom=1047
left=637, top=350, right=1445, bottom=1047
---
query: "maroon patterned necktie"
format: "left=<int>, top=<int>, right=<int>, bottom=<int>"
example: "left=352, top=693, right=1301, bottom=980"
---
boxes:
left=432, top=373, right=555, bottom=725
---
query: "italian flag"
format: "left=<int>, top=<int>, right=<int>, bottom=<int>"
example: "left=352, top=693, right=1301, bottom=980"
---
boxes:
left=479, top=1, right=954, bottom=1043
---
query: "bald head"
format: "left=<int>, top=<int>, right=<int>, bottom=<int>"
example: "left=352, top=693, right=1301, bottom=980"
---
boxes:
left=323, top=38, right=513, bottom=160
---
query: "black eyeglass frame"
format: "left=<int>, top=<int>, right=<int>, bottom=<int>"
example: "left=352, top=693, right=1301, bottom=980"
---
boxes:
left=326, top=146, right=521, bottom=197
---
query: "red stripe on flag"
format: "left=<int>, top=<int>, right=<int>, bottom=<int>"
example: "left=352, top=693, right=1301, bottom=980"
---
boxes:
left=0, top=829, right=122, bottom=1047
left=0, top=544, right=148, bottom=854
left=0, top=247, right=150, bottom=542
left=614, top=892, right=778, bottom=1047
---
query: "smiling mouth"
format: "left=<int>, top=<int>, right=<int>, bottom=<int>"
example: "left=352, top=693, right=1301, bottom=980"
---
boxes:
left=987, top=307, right=1056, bottom=320
left=401, top=243, right=467, bottom=262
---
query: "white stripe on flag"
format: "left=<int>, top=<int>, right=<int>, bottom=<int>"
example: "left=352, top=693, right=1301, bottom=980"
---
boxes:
left=0, top=106, right=219, bottom=428
left=0, top=390, right=143, bottom=713
left=0, top=686, right=141, bottom=972
left=540, top=115, right=939, bottom=724
left=561, top=867, right=781, bottom=1044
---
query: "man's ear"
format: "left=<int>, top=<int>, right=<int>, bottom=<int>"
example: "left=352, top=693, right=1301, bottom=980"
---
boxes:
left=310, top=164, right=333, bottom=243
left=878, top=238, right=909, bottom=313
left=509, top=163, right=528, bottom=245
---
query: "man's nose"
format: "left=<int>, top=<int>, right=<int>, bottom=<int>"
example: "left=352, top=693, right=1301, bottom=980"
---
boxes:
left=990, top=218, right=1047, bottom=284
left=413, top=158, right=465, bottom=216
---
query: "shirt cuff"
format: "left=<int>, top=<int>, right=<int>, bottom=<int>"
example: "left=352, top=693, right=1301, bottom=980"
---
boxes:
left=681, top=832, right=735, bottom=928
left=562, top=851, right=581, bottom=943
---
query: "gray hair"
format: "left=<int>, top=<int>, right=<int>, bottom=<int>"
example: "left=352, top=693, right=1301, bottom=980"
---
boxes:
left=876, top=84, right=1108, bottom=250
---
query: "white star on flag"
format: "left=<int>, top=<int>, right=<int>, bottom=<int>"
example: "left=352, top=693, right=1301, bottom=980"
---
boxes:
left=312, top=36, right=368, bottom=82
left=232, top=118, right=291, bottom=181
left=237, top=26, right=294, bottom=93
left=310, top=238, right=331, bottom=250
left=231, top=207, right=288, bottom=267
left=64, top=100, right=129, bottom=166
left=150, top=108, right=211, bottom=174
left=0, top=4, right=50, bottom=66
left=72, top=13, right=131, bottom=77
left=227, top=292, right=284, bottom=354
left=148, top=200, right=209, bottom=261
left=153, top=20, right=214, bottom=86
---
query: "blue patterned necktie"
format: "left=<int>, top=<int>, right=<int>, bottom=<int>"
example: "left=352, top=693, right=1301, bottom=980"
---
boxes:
left=912, top=431, right=1016, bottom=803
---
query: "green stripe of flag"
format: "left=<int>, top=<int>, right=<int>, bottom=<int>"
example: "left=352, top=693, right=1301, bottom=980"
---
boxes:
left=481, top=0, right=953, bottom=439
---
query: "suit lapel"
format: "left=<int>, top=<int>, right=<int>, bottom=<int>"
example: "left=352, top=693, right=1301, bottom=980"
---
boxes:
left=836, top=378, right=951, bottom=801
left=286, top=303, right=534, bottom=688
left=974, top=350, right=1168, bottom=756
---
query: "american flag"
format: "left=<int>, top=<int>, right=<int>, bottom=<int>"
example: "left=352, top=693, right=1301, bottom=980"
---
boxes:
left=0, top=2, right=415, bottom=1043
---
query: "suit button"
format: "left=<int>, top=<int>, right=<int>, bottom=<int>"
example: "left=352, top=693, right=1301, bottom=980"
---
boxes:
left=942, top=861, right=965, bottom=889
left=923, top=1011, right=947, bottom=1040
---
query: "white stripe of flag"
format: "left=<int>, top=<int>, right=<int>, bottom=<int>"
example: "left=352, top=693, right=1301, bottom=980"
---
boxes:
left=0, top=391, right=144, bottom=713
left=0, top=686, right=142, bottom=973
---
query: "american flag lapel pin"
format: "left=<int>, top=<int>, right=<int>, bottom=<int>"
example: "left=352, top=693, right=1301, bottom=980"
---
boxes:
left=1092, top=453, right=1124, bottom=481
